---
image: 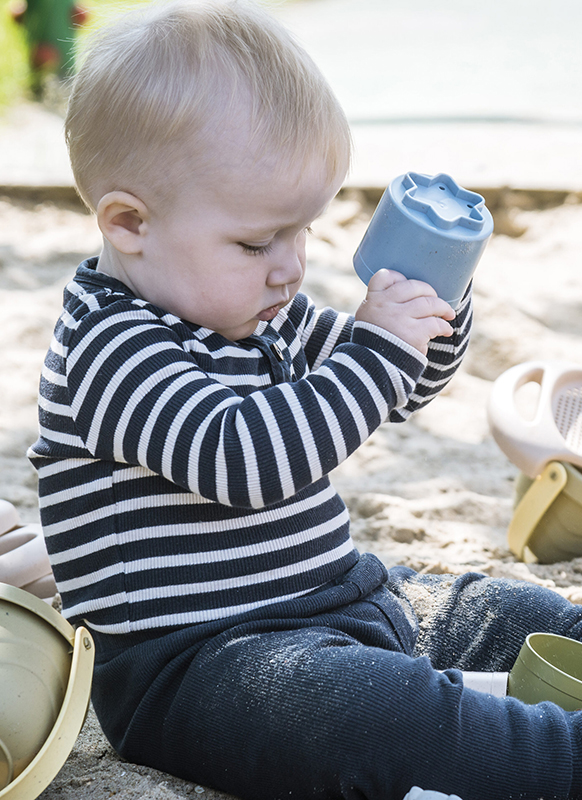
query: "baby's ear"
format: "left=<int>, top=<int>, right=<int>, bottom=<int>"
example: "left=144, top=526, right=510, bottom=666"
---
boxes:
left=97, top=191, right=149, bottom=254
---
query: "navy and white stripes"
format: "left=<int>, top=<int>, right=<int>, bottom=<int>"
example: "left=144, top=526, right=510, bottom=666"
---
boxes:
left=28, top=258, right=471, bottom=634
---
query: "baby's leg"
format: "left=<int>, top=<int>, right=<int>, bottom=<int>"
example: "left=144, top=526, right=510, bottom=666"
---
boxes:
left=93, top=564, right=582, bottom=799
left=389, top=568, right=582, bottom=671
left=155, top=622, right=579, bottom=800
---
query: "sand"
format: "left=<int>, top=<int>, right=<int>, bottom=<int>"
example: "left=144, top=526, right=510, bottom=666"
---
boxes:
left=1, top=188, right=582, bottom=798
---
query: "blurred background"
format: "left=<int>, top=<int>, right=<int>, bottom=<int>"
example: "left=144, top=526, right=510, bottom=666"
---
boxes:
left=274, top=0, right=582, bottom=193
left=0, top=0, right=581, bottom=194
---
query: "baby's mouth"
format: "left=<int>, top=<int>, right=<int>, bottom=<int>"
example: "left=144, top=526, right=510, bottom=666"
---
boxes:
left=256, top=303, right=283, bottom=322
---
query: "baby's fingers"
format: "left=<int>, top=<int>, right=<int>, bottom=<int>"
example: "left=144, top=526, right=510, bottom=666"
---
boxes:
left=366, top=269, right=408, bottom=292
left=410, top=316, right=454, bottom=355
left=425, top=315, right=454, bottom=339
left=368, top=274, right=453, bottom=314
left=408, top=293, right=456, bottom=322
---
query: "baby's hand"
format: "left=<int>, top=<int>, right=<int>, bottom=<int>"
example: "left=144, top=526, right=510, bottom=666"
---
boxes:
left=355, top=269, right=456, bottom=356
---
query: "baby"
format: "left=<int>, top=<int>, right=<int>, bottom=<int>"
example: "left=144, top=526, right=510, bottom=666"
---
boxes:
left=28, top=1, right=582, bottom=798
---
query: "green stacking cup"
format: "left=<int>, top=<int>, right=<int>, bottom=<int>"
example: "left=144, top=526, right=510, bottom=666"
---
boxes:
left=508, top=632, right=582, bottom=711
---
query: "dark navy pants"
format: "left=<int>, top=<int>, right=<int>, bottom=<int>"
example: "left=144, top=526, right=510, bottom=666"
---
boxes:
left=91, top=554, right=582, bottom=799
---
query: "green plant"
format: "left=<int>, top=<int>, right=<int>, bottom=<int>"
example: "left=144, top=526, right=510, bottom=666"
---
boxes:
left=0, top=0, right=30, bottom=108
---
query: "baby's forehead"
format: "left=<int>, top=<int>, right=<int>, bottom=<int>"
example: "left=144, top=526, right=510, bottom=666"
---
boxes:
left=208, top=144, right=340, bottom=198
left=175, top=106, right=340, bottom=184
left=158, top=140, right=343, bottom=231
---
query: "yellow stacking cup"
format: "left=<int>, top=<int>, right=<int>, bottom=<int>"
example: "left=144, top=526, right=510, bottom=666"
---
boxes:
left=508, top=632, right=582, bottom=711
left=509, top=460, right=582, bottom=563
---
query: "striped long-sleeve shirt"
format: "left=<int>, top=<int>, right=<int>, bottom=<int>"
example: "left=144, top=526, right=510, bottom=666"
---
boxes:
left=28, top=258, right=472, bottom=636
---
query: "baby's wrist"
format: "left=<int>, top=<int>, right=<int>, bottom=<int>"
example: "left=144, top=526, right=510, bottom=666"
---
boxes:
left=351, top=320, right=428, bottom=368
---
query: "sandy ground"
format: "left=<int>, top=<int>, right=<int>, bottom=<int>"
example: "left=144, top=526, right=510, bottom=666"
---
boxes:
left=2, top=188, right=582, bottom=798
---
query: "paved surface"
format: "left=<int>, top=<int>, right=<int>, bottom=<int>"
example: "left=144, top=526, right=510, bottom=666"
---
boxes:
left=275, top=0, right=582, bottom=191
left=1, top=0, right=581, bottom=192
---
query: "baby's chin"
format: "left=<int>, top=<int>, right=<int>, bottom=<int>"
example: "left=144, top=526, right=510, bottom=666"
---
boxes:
left=213, top=319, right=263, bottom=342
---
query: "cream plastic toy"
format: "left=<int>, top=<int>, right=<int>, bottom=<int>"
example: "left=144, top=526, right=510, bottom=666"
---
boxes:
left=487, top=361, right=582, bottom=563
left=0, top=583, right=94, bottom=799
left=403, top=788, right=463, bottom=800
left=0, top=500, right=56, bottom=601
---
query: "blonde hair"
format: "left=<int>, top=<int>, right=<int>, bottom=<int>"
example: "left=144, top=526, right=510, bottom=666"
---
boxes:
left=65, top=0, right=352, bottom=211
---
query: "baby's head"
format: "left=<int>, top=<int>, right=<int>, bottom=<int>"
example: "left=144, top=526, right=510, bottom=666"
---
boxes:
left=65, top=0, right=352, bottom=213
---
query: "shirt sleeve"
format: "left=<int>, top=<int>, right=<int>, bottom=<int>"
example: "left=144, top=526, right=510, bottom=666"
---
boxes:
left=289, top=288, right=473, bottom=423
left=389, top=284, right=473, bottom=422
left=60, top=299, right=432, bottom=510
left=293, top=299, right=354, bottom=372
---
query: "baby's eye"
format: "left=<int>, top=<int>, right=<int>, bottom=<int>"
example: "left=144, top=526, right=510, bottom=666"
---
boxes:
left=238, top=241, right=273, bottom=256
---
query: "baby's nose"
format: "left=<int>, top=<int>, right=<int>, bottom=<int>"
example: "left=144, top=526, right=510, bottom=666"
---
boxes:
left=268, top=251, right=303, bottom=286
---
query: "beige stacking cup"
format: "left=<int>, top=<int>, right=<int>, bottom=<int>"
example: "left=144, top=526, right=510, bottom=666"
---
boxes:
left=508, top=632, right=582, bottom=710
left=0, top=584, right=94, bottom=799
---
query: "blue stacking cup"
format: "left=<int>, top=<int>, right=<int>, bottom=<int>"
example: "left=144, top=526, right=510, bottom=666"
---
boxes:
left=353, top=171, right=494, bottom=309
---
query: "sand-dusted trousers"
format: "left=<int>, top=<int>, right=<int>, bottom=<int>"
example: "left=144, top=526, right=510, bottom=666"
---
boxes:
left=91, top=553, right=582, bottom=800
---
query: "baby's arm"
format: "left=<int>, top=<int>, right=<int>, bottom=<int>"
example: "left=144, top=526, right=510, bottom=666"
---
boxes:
left=299, top=270, right=472, bottom=424
left=59, top=270, right=470, bottom=513
left=390, top=282, right=472, bottom=423
left=62, top=301, right=426, bottom=509
left=355, top=269, right=456, bottom=356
